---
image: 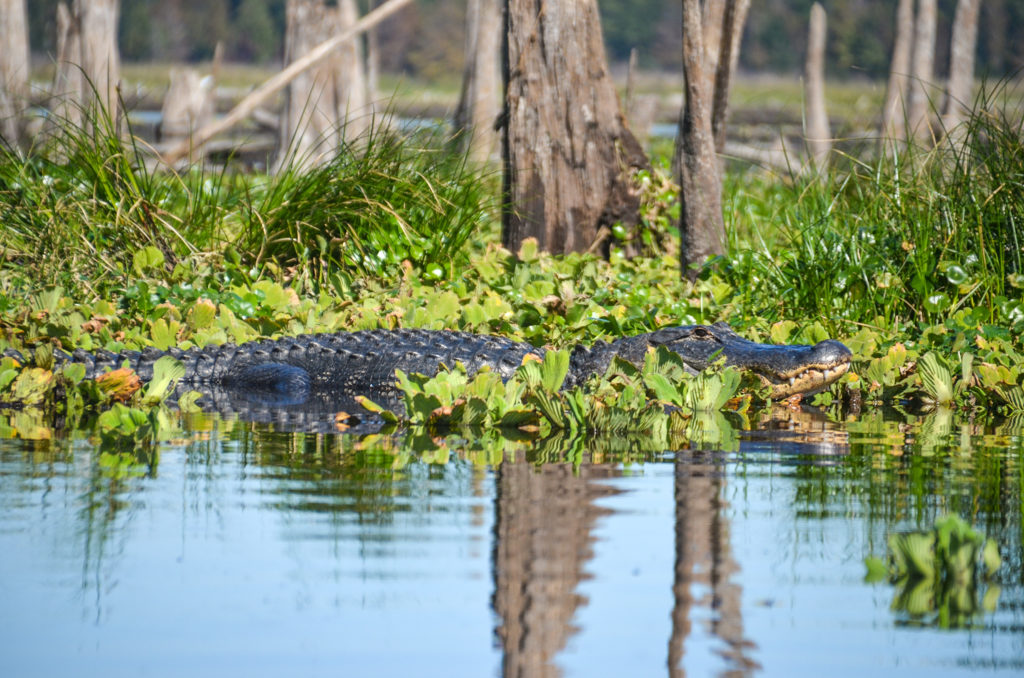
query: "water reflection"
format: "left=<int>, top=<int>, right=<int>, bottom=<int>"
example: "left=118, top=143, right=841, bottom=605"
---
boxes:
left=0, top=405, right=1022, bottom=676
left=670, top=450, right=759, bottom=676
left=493, top=456, right=622, bottom=678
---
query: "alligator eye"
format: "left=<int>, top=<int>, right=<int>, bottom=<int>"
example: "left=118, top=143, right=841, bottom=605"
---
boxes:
left=693, top=327, right=711, bottom=339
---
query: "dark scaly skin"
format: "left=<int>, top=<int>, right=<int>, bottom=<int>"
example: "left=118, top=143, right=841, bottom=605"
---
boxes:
left=4, top=323, right=853, bottom=429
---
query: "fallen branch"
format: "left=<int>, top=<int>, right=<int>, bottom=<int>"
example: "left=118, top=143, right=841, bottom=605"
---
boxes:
left=160, top=0, right=413, bottom=166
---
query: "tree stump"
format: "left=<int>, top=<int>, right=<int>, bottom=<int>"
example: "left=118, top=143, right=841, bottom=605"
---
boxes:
left=502, top=0, right=648, bottom=256
left=50, top=0, right=121, bottom=134
left=159, top=65, right=217, bottom=163
left=277, top=0, right=368, bottom=172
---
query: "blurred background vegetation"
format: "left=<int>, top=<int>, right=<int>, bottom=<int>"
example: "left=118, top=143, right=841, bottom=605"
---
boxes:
left=23, top=0, right=1024, bottom=80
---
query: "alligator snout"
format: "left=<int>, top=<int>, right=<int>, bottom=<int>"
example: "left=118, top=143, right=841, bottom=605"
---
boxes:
left=762, top=338, right=853, bottom=399
left=811, top=339, right=854, bottom=365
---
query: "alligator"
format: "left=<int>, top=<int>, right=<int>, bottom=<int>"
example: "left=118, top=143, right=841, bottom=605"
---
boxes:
left=5, top=323, right=852, bottom=430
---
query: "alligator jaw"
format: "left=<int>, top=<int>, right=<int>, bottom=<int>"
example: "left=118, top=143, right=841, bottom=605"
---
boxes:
left=758, top=360, right=851, bottom=400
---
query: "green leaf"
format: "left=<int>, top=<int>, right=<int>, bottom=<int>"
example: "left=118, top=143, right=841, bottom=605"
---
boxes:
left=141, top=356, right=186, bottom=405
left=132, top=246, right=165, bottom=276
left=943, top=263, right=969, bottom=286
left=151, top=318, right=181, bottom=351
left=12, top=368, right=54, bottom=406
left=769, top=320, right=798, bottom=345
left=354, top=396, right=400, bottom=424
left=0, top=368, right=17, bottom=392
left=889, top=531, right=936, bottom=579
left=644, top=372, right=681, bottom=406
left=540, top=349, right=570, bottom=393
left=923, top=293, right=950, bottom=314
left=178, top=390, right=203, bottom=412
left=187, top=299, right=217, bottom=330
left=864, top=556, right=889, bottom=583
left=982, top=539, right=1002, bottom=576
left=917, top=352, right=955, bottom=405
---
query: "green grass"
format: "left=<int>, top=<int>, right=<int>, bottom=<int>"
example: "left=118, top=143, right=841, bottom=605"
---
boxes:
left=721, top=78, right=1024, bottom=334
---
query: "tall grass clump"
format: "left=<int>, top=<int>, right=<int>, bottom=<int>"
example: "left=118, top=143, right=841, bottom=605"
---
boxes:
left=723, top=79, right=1024, bottom=333
left=237, top=121, right=495, bottom=287
left=0, top=101, right=237, bottom=296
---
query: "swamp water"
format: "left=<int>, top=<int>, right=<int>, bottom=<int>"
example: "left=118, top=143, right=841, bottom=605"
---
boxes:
left=1, top=407, right=1021, bottom=677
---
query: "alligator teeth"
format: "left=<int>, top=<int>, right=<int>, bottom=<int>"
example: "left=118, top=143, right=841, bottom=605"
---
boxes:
left=823, top=368, right=833, bottom=380
left=789, top=376, right=796, bottom=386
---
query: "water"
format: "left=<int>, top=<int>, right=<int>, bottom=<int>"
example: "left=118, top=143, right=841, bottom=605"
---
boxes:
left=1, top=407, right=1021, bottom=677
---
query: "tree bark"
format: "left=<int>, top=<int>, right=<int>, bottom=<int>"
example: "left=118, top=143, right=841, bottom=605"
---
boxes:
left=711, top=0, right=749, bottom=152
left=0, top=0, right=29, bottom=147
left=881, top=0, right=914, bottom=140
left=276, top=0, right=368, bottom=172
left=50, top=0, right=121, bottom=134
left=908, top=0, right=937, bottom=143
left=502, top=0, right=648, bottom=256
left=454, top=0, right=501, bottom=165
left=674, top=0, right=729, bottom=278
left=942, top=0, right=980, bottom=134
left=804, top=2, right=830, bottom=169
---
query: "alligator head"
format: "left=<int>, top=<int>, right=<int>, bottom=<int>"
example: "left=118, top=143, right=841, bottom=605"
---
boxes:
left=645, top=321, right=853, bottom=399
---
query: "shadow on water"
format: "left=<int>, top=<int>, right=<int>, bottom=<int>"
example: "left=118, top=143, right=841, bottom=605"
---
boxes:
left=0, top=404, right=1022, bottom=675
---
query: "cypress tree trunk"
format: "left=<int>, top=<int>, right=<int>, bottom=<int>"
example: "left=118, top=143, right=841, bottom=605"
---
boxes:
left=277, top=0, right=367, bottom=172
left=881, top=0, right=914, bottom=141
left=502, top=0, right=648, bottom=256
left=50, top=0, right=121, bottom=134
left=908, top=0, right=937, bottom=143
left=711, top=0, right=749, bottom=152
left=454, top=0, right=501, bottom=165
left=804, top=2, right=830, bottom=169
left=0, top=0, right=29, bottom=147
left=942, top=0, right=980, bottom=135
left=674, top=0, right=742, bottom=278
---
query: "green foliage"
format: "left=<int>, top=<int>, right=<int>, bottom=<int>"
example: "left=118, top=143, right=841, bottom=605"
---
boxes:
left=723, top=80, right=1024, bottom=333
left=239, top=123, right=494, bottom=283
left=865, top=515, right=1002, bottom=629
left=379, top=342, right=744, bottom=444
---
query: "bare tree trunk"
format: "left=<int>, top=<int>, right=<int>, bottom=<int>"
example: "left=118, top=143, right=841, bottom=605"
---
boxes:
left=365, top=0, right=381, bottom=110
left=50, top=0, right=121, bottom=134
left=454, top=0, right=501, bottom=165
left=276, top=0, right=368, bottom=172
left=882, top=0, right=914, bottom=140
left=942, top=0, right=980, bottom=134
left=804, top=2, right=830, bottom=169
left=339, top=0, right=367, bottom=127
left=674, top=0, right=725, bottom=278
left=502, top=0, right=648, bottom=256
left=158, top=66, right=217, bottom=162
left=0, top=0, right=29, bottom=147
left=908, top=0, right=937, bottom=144
left=712, top=0, right=749, bottom=152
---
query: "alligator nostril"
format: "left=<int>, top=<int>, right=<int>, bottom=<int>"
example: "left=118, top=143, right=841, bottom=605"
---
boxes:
left=813, top=339, right=853, bottom=362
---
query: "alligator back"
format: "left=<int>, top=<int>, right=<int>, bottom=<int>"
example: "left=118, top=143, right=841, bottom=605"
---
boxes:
left=38, top=329, right=546, bottom=412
